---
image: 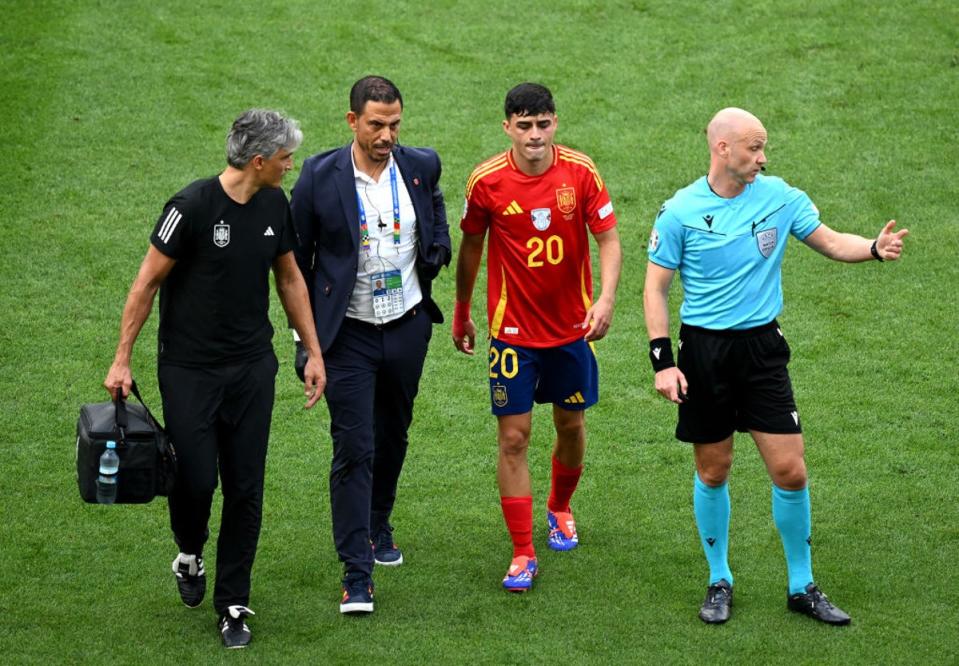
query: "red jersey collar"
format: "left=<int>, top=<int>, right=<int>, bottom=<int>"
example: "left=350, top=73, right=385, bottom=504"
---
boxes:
left=506, top=145, right=558, bottom=176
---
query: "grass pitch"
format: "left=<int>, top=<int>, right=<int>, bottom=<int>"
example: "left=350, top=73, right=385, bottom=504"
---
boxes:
left=1, top=1, right=957, bottom=663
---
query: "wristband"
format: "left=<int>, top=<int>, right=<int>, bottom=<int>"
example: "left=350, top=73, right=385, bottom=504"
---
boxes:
left=452, top=300, right=471, bottom=338
left=649, top=337, right=675, bottom=372
left=870, top=239, right=883, bottom=262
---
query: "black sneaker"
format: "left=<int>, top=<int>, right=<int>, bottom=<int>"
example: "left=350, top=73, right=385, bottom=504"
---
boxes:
left=787, top=583, right=851, bottom=625
left=218, top=605, right=254, bottom=648
left=340, top=573, right=374, bottom=614
left=372, top=526, right=404, bottom=566
left=172, top=553, right=205, bottom=608
left=699, top=579, right=733, bottom=624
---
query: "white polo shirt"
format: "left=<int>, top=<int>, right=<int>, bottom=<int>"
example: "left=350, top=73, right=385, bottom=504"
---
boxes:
left=346, top=149, right=423, bottom=324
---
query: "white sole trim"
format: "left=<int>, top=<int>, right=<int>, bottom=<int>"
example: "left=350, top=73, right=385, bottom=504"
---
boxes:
left=340, top=602, right=374, bottom=614
left=374, top=555, right=404, bottom=566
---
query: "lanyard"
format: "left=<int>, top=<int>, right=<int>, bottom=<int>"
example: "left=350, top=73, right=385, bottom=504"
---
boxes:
left=355, top=160, right=402, bottom=255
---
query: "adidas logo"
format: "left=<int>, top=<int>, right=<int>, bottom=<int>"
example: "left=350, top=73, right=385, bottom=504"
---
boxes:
left=264, top=226, right=275, bottom=236
left=502, top=200, right=524, bottom=215
left=563, top=392, right=585, bottom=404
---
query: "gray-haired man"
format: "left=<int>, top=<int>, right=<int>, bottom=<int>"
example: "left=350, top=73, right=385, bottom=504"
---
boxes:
left=105, top=109, right=325, bottom=648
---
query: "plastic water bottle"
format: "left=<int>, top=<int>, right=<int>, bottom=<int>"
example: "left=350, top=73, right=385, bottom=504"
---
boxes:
left=96, top=440, right=120, bottom=504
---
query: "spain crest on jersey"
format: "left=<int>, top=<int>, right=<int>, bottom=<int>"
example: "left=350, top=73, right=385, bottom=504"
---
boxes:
left=213, top=222, right=230, bottom=248
left=492, top=383, right=508, bottom=408
left=756, top=228, right=777, bottom=258
left=556, top=187, right=576, bottom=214
left=531, top=208, right=551, bottom=231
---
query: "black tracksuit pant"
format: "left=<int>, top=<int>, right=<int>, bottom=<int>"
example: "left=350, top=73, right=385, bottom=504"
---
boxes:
left=158, top=352, right=278, bottom=615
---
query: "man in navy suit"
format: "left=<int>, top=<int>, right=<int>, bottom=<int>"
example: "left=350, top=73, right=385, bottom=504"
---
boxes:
left=291, top=76, right=450, bottom=614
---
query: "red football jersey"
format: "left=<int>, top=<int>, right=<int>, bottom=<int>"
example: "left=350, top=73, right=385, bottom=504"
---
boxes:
left=461, top=145, right=617, bottom=348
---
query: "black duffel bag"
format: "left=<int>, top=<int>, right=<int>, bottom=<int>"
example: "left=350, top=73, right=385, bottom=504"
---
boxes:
left=77, top=380, right=177, bottom=503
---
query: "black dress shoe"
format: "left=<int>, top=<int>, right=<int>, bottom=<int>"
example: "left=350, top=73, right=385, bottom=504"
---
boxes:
left=699, top=579, right=733, bottom=624
left=787, top=583, right=851, bottom=625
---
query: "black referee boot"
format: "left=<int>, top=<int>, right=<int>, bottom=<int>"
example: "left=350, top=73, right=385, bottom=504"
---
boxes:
left=787, top=583, right=851, bottom=625
left=699, top=579, right=733, bottom=624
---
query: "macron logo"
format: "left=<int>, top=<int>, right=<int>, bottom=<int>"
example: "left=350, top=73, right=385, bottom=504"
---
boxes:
left=791, top=411, right=799, bottom=425
left=652, top=347, right=662, bottom=360
left=264, top=226, right=275, bottom=236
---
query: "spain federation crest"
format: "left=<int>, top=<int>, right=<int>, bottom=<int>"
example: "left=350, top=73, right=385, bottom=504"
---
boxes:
left=556, top=187, right=576, bottom=214
left=531, top=208, right=551, bottom=231
left=756, top=228, right=777, bottom=258
left=492, top=383, right=508, bottom=408
left=213, top=222, right=230, bottom=248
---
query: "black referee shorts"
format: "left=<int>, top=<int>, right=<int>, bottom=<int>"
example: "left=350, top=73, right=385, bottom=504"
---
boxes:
left=676, top=320, right=801, bottom=444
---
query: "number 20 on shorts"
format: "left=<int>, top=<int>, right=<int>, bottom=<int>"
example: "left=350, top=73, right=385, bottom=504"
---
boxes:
left=489, top=346, right=519, bottom=378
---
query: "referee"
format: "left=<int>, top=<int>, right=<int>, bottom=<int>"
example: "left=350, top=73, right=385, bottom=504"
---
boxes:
left=644, top=107, right=907, bottom=625
left=104, top=109, right=325, bottom=648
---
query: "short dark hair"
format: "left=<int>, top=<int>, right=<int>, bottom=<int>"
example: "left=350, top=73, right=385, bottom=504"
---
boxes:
left=504, top=82, right=555, bottom=118
left=350, top=75, right=403, bottom=115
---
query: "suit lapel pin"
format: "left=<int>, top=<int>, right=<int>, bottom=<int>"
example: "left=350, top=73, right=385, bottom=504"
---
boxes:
left=413, top=177, right=420, bottom=186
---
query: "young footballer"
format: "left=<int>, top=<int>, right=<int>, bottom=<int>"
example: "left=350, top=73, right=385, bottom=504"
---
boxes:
left=452, top=82, right=622, bottom=592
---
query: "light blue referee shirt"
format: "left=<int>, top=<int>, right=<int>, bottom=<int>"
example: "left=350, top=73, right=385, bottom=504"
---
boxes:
left=648, top=175, right=821, bottom=330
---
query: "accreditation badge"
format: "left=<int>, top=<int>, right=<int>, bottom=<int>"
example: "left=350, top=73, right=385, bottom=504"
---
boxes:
left=365, top=257, right=405, bottom=318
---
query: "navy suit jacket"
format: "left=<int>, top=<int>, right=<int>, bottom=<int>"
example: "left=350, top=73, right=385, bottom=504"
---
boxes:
left=291, top=144, right=451, bottom=352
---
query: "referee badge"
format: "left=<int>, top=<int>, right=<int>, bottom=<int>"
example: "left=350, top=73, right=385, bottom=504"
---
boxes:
left=492, top=383, right=508, bottom=408
left=756, top=228, right=777, bottom=258
left=213, top=222, right=231, bottom=248
left=531, top=208, right=551, bottom=231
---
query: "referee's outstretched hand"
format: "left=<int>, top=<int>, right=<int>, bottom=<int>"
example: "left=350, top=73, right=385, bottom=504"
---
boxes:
left=655, top=366, right=688, bottom=404
left=876, top=220, right=909, bottom=261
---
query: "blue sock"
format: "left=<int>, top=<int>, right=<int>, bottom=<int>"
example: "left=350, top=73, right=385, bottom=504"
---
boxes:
left=772, top=484, right=814, bottom=595
left=693, top=473, right=733, bottom=586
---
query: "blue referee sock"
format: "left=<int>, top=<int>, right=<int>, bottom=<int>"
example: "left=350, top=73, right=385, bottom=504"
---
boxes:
left=693, top=473, right=733, bottom=586
left=772, top=484, right=814, bottom=595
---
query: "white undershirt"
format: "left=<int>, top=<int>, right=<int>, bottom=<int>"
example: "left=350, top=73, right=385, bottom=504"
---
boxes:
left=346, top=149, right=423, bottom=324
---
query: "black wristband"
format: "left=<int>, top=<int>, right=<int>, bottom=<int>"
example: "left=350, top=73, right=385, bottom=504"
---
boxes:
left=649, top=337, right=676, bottom=372
left=870, top=239, right=883, bottom=262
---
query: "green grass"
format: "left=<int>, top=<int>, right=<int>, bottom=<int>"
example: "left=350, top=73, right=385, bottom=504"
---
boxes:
left=1, top=0, right=957, bottom=663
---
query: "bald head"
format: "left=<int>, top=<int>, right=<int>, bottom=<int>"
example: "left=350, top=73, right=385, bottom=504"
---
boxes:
left=705, top=108, right=769, bottom=197
left=707, top=107, right=766, bottom=153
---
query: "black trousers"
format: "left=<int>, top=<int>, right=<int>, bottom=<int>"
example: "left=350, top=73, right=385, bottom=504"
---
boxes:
left=158, top=352, right=278, bottom=614
left=324, top=307, right=431, bottom=577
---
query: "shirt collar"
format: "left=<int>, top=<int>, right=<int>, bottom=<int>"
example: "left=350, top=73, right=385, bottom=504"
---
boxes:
left=351, top=144, right=394, bottom=185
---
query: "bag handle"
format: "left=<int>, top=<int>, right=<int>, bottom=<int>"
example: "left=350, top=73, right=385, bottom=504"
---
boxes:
left=114, top=380, right=166, bottom=438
